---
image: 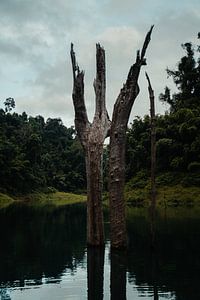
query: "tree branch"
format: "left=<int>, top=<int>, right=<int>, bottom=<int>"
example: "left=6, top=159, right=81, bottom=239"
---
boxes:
left=93, top=43, right=111, bottom=138
left=141, top=25, right=154, bottom=64
left=70, top=43, right=90, bottom=147
left=145, top=72, right=155, bottom=119
left=112, top=26, right=154, bottom=127
left=94, top=44, right=106, bottom=118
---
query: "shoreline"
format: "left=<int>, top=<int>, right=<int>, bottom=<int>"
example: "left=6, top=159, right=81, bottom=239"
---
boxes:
left=1, top=184, right=200, bottom=210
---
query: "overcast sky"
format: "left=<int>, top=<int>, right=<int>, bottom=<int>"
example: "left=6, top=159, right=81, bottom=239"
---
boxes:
left=0, top=0, right=199, bottom=126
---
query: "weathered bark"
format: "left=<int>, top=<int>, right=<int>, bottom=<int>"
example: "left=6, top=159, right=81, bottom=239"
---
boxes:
left=109, top=26, right=154, bottom=249
left=146, top=72, right=156, bottom=248
left=85, top=125, right=106, bottom=246
left=71, top=44, right=110, bottom=246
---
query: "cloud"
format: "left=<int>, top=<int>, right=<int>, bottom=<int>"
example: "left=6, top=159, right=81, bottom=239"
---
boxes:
left=0, top=0, right=200, bottom=127
left=102, top=0, right=146, bottom=19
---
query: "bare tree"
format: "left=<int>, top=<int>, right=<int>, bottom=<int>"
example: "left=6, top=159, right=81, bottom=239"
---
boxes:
left=70, top=44, right=110, bottom=246
left=70, top=27, right=153, bottom=248
left=146, top=72, right=156, bottom=205
left=109, top=26, right=154, bottom=249
left=146, top=72, right=156, bottom=248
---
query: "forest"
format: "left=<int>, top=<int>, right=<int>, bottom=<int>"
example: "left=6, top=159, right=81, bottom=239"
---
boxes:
left=0, top=35, right=200, bottom=196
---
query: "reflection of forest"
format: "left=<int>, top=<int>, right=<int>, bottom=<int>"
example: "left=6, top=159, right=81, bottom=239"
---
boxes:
left=126, top=210, right=200, bottom=300
left=87, top=209, right=200, bottom=300
left=0, top=203, right=87, bottom=286
left=0, top=204, right=200, bottom=300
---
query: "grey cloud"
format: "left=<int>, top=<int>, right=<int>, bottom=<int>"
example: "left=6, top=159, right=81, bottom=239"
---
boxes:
left=1, top=0, right=200, bottom=127
left=104, top=0, right=144, bottom=14
left=16, top=93, right=75, bottom=128
left=0, top=39, right=23, bottom=57
left=0, top=0, right=97, bottom=33
left=0, top=0, right=99, bottom=74
left=34, top=57, right=72, bottom=96
left=0, top=0, right=64, bottom=25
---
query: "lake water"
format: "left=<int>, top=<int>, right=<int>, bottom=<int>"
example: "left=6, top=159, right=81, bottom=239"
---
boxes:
left=0, top=203, right=199, bottom=300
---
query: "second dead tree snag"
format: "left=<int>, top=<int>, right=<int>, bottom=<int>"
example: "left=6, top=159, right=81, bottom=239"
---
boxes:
left=71, top=43, right=110, bottom=246
left=146, top=72, right=157, bottom=248
left=146, top=72, right=156, bottom=205
left=109, top=26, right=154, bottom=249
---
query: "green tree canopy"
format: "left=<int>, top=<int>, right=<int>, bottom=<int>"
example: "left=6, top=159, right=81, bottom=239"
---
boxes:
left=159, top=33, right=200, bottom=111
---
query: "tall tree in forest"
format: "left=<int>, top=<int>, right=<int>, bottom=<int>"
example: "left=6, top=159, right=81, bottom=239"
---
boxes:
left=160, top=33, right=200, bottom=111
left=109, top=26, right=153, bottom=248
left=4, top=97, right=15, bottom=113
left=70, top=44, right=110, bottom=246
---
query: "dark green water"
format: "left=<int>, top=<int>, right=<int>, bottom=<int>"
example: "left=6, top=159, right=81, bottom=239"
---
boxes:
left=0, top=203, right=199, bottom=299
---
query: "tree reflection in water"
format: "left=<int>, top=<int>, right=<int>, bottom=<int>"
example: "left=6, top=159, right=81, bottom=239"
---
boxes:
left=110, top=249, right=127, bottom=300
left=87, top=247, right=104, bottom=300
left=0, top=203, right=87, bottom=287
left=0, top=204, right=200, bottom=299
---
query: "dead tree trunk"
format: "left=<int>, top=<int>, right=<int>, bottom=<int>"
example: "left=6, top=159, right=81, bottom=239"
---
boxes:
left=71, top=44, right=110, bottom=246
left=109, top=26, right=153, bottom=249
left=146, top=72, right=156, bottom=205
left=146, top=72, right=156, bottom=248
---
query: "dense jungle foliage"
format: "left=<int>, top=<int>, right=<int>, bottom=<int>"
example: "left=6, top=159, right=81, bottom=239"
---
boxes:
left=126, top=34, right=200, bottom=187
left=0, top=111, right=86, bottom=194
left=0, top=34, right=199, bottom=195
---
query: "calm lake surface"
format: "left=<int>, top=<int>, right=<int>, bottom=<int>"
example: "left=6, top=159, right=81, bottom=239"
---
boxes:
left=0, top=203, right=199, bottom=300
